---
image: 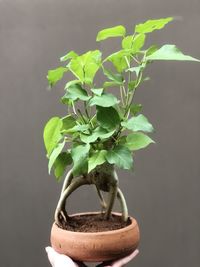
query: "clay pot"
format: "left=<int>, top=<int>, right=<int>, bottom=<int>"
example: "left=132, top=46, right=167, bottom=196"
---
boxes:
left=51, top=212, right=140, bottom=262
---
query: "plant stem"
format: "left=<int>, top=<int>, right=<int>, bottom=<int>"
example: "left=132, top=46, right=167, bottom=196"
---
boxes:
left=55, top=177, right=90, bottom=225
left=77, top=109, right=87, bottom=124
left=122, top=85, right=127, bottom=102
left=124, top=70, right=143, bottom=118
left=117, top=188, right=128, bottom=221
left=95, top=185, right=107, bottom=211
left=120, top=86, right=125, bottom=106
left=60, top=169, right=74, bottom=196
left=84, top=101, right=90, bottom=120
left=104, top=170, right=119, bottom=220
left=105, top=184, right=118, bottom=220
left=132, top=56, right=140, bottom=64
left=72, top=101, right=77, bottom=115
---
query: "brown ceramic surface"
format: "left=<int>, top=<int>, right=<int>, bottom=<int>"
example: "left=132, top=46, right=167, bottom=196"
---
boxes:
left=50, top=212, right=140, bottom=262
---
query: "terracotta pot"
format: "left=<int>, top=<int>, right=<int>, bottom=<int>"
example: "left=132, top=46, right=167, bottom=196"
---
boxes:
left=50, top=212, right=140, bottom=262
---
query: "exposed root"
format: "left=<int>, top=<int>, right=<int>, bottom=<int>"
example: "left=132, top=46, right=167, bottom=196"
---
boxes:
left=95, top=185, right=107, bottom=210
left=55, top=176, right=90, bottom=225
left=117, top=188, right=129, bottom=222
left=60, top=210, right=67, bottom=222
left=55, top=168, right=129, bottom=226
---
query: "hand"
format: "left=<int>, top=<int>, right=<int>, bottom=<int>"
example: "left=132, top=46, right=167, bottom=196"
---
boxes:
left=45, top=246, right=139, bottom=267
left=45, top=247, right=85, bottom=267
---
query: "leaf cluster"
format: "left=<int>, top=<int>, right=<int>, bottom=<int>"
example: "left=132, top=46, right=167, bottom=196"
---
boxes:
left=44, top=17, right=199, bottom=180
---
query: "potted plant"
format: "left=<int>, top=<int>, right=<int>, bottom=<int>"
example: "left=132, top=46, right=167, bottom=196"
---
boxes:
left=43, top=17, right=199, bottom=262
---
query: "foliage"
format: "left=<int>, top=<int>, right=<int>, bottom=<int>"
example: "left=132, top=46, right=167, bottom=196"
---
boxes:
left=44, top=17, right=199, bottom=180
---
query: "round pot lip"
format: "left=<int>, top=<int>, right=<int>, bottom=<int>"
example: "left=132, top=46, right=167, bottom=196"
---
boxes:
left=52, top=211, right=138, bottom=236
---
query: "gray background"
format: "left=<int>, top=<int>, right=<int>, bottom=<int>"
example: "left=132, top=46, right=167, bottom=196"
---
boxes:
left=0, top=0, right=200, bottom=266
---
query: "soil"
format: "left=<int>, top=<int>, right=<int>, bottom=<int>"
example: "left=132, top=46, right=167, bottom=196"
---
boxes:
left=58, top=213, right=131, bottom=233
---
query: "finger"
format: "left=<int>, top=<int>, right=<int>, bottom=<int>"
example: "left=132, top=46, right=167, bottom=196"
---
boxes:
left=110, top=249, right=139, bottom=267
left=45, top=246, right=79, bottom=267
left=45, top=247, right=57, bottom=266
left=96, top=249, right=139, bottom=267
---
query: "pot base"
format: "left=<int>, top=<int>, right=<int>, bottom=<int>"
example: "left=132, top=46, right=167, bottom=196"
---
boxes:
left=51, top=212, right=140, bottom=262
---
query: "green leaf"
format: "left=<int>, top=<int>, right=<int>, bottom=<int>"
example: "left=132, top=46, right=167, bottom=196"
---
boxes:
left=126, top=132, right=155, bottom=150
left=80, top=133, right=99, bottom=144
left=69, top=124, right=89, bottom=133
left=54, top=152, right=72, bottom=180
left=83, top=50, right=102, bottom=84
left=89, top=93, right=119, bottom=107
left=64, top=80, right=81, bottom=89
left=80, top=127, right=115, bottom=143
left=96, top=25, right=126, bottom=41
left=61, top=115, right=76, bottom=133
left=122, top=36, right=134, bottom=50
left=97, top=106, right=120, bottom=131
left=130, top=104, right=142, bottom=116
left=91, top=88, right=104, bottom=96
left=121, top=114, right=154, bottom=133
left=68, top=58, right=84, bottom=82
left=135, top=17, right=173, bottom=33
left=106, top=145, right=133, bottom=170
left=146, top=44, right=200, bottom=62
left=103, top=81, right=123, bottom=88
left=122, top=34, right=146, bottom=53
left=71, top=144, right=90, bottom=176
left=61, top=97, right=72, bottom=106
left=88, top=150, right=107, bottom=173
left=48, top=140, right=65, bottom=174
left=94, top=127, right=115, bottom=139
left=60, top=51, right=78, bottom=62
left=68, top=50, right=102, bottom=84
left=47, top=67, right=68, bottom=87
left=128, top=80, right=137, bottom=91
left=145, top=45, right=158, bottom=56
left=127, top=63, right=146, bottom=77
left=43, top=117, right=63, bottom=156
left=106, top=50, right=129, bottom=72
left=63, top=84, right=91, bottom=101
left=118, top=136, right=127, bottom=145
left=103, top=68, right=124, bottom=84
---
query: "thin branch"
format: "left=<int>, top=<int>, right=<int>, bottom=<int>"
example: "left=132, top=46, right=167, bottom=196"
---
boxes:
left=124, top=56, right=130, bottom=68
left=122, top=85, right=127, bottom=100
left=105, top=184, right=118, bottom=220
left=77, top=109, right=87, bottom=124
left=95, top=185, right=107, bottom=211
left=120, top=86, right=125, bottom=106
left=60, top=169, right=74, bottom=196
left=72, top=101, right=77, bottom=115
left=84, top=101, right=90, bottom=120
left=117, top=188, right=129, bottom=222
left=55, top=177, right=90, bottom=224
left=104, top=170, right=119, bottom=220
left=132, top=56, right=140, bottom=64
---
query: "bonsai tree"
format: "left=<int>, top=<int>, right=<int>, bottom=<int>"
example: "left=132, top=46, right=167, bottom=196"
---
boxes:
left=43, top=17, right=199, bottom=227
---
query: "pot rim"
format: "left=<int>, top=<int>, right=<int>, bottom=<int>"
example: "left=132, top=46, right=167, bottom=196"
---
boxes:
left=53, top=211, right=138, bottom=236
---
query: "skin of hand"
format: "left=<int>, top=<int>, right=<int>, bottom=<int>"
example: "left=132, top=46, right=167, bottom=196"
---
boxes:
left=45, top=246, right=139, bottom=267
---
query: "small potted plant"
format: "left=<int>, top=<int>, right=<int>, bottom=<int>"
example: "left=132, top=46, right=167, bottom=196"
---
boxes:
left=43, top=17, right=199, bottom=262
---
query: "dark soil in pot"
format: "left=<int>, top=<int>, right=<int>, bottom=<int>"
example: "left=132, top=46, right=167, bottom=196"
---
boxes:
left=58, top=213, right=131, bottom=232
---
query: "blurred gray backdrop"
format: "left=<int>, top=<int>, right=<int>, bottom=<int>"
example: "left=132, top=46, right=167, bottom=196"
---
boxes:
left=0, top=0, right=200, bottom=266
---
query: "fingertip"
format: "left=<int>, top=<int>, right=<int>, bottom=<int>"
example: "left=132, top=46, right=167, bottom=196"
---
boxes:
left=111, top=248, right=139, bottom=267
left=45, top=246, right=53, bottom=254
left=134, top=249, right=139, bottom=256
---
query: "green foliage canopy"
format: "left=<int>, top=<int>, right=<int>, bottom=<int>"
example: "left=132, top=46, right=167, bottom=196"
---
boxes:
left=44, top=17, right=199, bottom=180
